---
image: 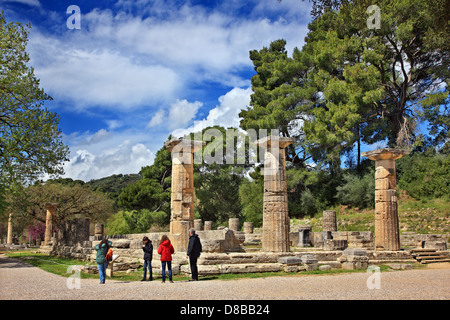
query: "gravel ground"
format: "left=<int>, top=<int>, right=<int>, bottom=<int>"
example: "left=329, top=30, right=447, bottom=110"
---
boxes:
left=1, top=254, right=449, bottom=300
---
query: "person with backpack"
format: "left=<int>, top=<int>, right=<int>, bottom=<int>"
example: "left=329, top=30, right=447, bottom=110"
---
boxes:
left=186, top=228, right=202, bottom=281
left=141, top=236, right=153, bottom=281
left=94, top=238, right=112, bottom=284
left=157, top=234, right=174, bottom=283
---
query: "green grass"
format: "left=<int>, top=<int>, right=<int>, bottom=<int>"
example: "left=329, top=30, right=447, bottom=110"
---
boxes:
left=6, top=251, right=400, bottom=283
left=292, top=197, right=450, bottom=235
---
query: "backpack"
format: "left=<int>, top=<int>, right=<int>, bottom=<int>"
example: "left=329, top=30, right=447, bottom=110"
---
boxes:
left=106, top=247, right=113, bottom=263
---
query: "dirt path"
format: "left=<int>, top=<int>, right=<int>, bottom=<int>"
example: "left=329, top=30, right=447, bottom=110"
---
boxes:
left=1, top=254, right=449, bottom=300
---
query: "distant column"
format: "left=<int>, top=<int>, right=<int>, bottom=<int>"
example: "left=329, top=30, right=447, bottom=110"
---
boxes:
left=6, top=213, right=13, bottom=245
left=44, top=203, right=58, bottom=246
left=165, top=138, right=205, bottom=252
left=204, top=221, right=213, bottom=231
left=323, top=210, right=337, bottom=232
left=256, top=135, right=295, bottom=252
left=228, top=218, right=240, bottom=232
left=243, top=222, right=254, bottom=234
left=194, top=219, right=203, bottom=231
left=361, top=148, right=409, bottom=251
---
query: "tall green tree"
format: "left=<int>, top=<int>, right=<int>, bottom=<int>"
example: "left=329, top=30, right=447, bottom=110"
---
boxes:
left=0, top=13, right=69, bottom=183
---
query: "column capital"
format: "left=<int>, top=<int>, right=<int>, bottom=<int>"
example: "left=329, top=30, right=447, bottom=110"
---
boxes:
left=45, top=203, right=58, bottom=210
left=361, top=148, right=409, bottom=161
left=256, top=135, right=296, bottom=149
left=164, top=138, right=205, bottom=153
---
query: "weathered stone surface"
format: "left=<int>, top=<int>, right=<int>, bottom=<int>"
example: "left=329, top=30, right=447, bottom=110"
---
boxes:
left=166, top=138, right=205, bottom=252
left=204, top=221, right=213, bottom=231
left=342, top=248, right=368, bottom=256
left=319, top=265, right=332, bottom=271
left=362, top=148, right=408, bottom=252
left=228, top=218, right=240, bottom=231
left=323, top=210, right=337, bottom=232
left=256, top=136, right=295, bottom=253
left=278, top=256, right=302, bottom=265
left=44, top=204, right=58, bottom=245
left=243, top=222, right=254, bottom=234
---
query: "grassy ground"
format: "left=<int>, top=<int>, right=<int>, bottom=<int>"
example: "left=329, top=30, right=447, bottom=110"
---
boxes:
left=5, top=251, right=399, bottom=282
left=292, top=197, right=450, bottom=235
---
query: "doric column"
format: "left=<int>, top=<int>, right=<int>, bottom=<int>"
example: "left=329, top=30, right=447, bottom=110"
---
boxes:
left=228, top=218, right=240, bottom=232
left=361, top=148, right=409, bottom=251
left=165, top=138, right=205, bottom=252
left=256, top=135, right=295, bottom=252
left=44, top=203, right=58, bottom=246
left=6, top=213, right=13, bottom=245
left=323, top=210, right=337, bottom=232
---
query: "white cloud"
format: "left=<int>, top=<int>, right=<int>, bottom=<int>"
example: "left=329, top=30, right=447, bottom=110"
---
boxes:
left=2, top=0, right=41, bottom=7
left=28, top=34, right=180, bottom=110
left=60, top=128, right=162, bottom=181
left=167, top=99, right=203, bottom=130
left=147, top=109, right=165, bottom=128
left=26, top=0, right=310, bottom=112
left=172, top=87, right=252, bottom=137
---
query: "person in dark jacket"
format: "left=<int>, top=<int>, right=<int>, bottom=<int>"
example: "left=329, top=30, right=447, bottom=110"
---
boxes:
left=94, top=238, right=112, bottom=284
left=186, top=228, right=202, bottom=281
left=141, top=236, right=153, bottom=281
left=157, top=234, right=174, bottom=283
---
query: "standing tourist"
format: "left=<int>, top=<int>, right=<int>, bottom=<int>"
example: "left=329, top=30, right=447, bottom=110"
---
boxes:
left=141, top=236, right=153, bottom=281
left=94, top=238, right=112, bottom=284
left=157, top=234, right=174, bottom=283
left=186, top=228, right=202, bottom=281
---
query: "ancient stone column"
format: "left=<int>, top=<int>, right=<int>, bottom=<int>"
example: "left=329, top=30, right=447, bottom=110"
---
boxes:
left=204, top=221, right=213, bottom=231
left=6, top=213, right=13, bottom=245
left=44, top=203, right=58, bottom=246
left=165, top=138, right=205, bottom=252
left=256, top=135, right=295, bottom=252
left=94, top=223, right=104, bottom=238
left=228, top=218, right=240, bottom=232
left=194, top=219, right=203, bottom=231
left=243, top=222, right=254, bottom=234
left=361, top=148, right=409, bottom=251
left=323, top=210, right=337, bottom=232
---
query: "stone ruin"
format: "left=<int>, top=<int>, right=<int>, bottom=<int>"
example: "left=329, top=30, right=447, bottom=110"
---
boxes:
left=30, top=145, right=448, bottom=277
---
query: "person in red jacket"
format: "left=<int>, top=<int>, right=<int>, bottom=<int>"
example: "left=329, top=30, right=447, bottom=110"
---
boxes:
left=157, top=234, right=175, bottom=283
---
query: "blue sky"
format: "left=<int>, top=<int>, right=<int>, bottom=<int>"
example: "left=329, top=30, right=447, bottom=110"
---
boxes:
left=1, top=0, right=316, bottom=181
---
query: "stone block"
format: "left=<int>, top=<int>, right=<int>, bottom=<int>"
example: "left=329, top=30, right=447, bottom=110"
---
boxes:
left=342, top=248, right=368, bottom=256
left=278, top=256, right=302, bottom=265
left=319, top=265, right=331, bottom=271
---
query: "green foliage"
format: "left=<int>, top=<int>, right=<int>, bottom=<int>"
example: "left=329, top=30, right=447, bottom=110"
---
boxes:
left=117, top=145, right=171, bottom=217
left=195, top=164, right=244, bottom=226
left=239, top=167, right=264, bottom=227
left=336, top=168, right=375, bottom=209
left=106, top=209, right=168, bottom=234
left=0, top=13, right=69, bottom=183
left=397, top=151, right=450, bottom=199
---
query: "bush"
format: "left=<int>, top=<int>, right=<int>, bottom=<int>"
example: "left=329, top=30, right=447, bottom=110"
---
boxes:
left=397, top=151, right=450, bottom=199
left=336, top=170, right=375, bottom=209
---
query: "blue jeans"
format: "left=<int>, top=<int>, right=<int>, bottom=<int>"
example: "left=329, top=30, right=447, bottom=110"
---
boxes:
left=143, top=260, right=153, bottom=280
left=98, top=262, right=107, bottom=283
left=161, top=261, right=172, bottom=281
